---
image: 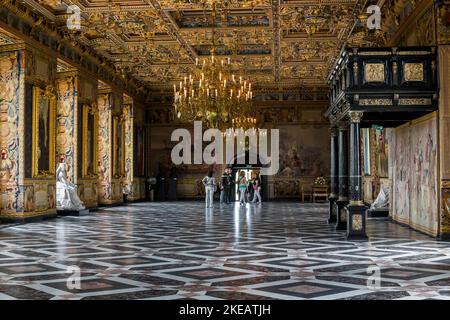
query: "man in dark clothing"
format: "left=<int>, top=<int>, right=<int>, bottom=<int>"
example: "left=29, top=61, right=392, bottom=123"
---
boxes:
left=247, top=177, right=255, bottom=203
left=220, top=170, right=229, bottom=204
left=226, top=168, right=234, bottom=203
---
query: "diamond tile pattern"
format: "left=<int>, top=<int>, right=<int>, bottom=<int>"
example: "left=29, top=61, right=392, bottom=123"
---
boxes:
left=0, top=202, right=449, bottom=300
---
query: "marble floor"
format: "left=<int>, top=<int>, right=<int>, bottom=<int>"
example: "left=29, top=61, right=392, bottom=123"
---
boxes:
left=0, top=201, right=450, bottom=300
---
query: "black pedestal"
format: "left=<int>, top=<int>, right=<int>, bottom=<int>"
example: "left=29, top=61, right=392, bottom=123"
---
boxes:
left=335, top=200, right=348, bottom=230
left=57, top=209, right=90, bottom=217
left=439, top=233, right=450, bottom=241
left=346, top=204, right=368, bottom=240
left=368, top=208, right=389, bottom=218
left=328, top=197, right=338, bottom=224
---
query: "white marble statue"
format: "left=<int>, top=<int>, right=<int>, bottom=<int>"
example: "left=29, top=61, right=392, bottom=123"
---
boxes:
left=369, top=185, right=390, bottom=211
left=56, top=162, right=85, bottom=211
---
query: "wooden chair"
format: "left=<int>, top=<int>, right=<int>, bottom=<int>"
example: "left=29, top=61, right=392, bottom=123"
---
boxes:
left=300, top=184, right=313, bottom=202
left=312, top=185, right=328, bottom=203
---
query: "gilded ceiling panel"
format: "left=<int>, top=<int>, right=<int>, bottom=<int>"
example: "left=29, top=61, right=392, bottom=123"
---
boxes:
left=25, top=0, right=377, bottom=89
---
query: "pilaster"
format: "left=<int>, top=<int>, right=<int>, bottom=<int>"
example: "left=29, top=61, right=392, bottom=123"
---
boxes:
left=97, top=87, right=124, bottom=205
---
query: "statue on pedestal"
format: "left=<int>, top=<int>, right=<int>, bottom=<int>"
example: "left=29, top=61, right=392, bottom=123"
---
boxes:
left=369, top=185, right=390, bottom=211
left=56, top=161, right=85, bottom=211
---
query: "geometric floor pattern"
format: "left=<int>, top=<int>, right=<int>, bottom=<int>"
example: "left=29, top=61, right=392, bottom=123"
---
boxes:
left=1, top=201, right=450, bottom=300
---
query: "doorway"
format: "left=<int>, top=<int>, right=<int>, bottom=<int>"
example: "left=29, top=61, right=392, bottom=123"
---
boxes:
left=231, top=167, right=267, bottom=202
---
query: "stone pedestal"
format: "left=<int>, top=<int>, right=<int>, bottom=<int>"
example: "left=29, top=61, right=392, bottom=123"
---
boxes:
left=57, top=209, right=90, bottom=216
left=347, top=204, right=368, bottom=240
left=336, top=200, right=348, bottom=230
left=328, top=197, right=338, bottom=224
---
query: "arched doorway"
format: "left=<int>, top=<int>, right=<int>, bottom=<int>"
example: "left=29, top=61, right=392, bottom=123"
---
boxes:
left=228, top=150, right=268, bottom=202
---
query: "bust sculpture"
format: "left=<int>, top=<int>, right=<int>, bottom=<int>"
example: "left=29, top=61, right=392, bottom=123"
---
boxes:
left=56, top=162, right=85, bottom=211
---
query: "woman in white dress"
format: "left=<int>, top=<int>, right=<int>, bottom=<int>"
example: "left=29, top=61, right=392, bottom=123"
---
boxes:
left=202, top=169, right=216, bottom=208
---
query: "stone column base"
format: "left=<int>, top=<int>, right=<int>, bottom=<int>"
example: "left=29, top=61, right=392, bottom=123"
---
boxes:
left=57, top=209, right=90, bottom=217
left=335, top=200, right=348, bottom=230
left=328, top=197, right=338, bottom=224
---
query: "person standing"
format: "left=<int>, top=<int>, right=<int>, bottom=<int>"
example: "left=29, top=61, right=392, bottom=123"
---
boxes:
left=202, top=169, right=216, bottom=208
left=219, top=169, right=229, bottom=204
left=247, top=177, right=255, bottom=203
left=226, top=168, right=234, bottom=203
left=252, top=174, right=262, bottom=204
left=238, top=171, right=247, bottom=206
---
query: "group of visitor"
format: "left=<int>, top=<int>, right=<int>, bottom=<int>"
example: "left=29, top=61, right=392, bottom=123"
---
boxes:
left=201, top=168, right=262, bottom=208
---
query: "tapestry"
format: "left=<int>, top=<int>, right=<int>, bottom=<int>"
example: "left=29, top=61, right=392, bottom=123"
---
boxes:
left=392, top=113, right=438, bottom=236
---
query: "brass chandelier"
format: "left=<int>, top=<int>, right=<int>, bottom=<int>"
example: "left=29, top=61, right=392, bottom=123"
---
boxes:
left=173, top=4, right=253, bottom=130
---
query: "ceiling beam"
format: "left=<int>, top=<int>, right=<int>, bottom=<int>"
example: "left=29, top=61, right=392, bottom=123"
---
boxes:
left=272, top=0, right=281, bottom=82
left=146, top=0, right=198, bottom=62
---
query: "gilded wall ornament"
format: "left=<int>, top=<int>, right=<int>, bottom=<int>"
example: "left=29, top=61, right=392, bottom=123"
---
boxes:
left=404, top=62, right=424, bottom=81
left=359, top=99, right=393, bottom=106
left=352, top=214, right=363, bottom=230
left=364, top=63, right=385, bottom=82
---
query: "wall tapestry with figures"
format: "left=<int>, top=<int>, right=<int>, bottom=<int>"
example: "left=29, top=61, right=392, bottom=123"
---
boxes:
left=271, top=124, right=330, bottom=198
left=148, top=122, right=330, bottom=200
left=391, top=112, right=439, bottom=236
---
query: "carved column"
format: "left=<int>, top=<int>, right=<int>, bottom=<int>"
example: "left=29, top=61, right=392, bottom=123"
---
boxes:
left=56, top=70, right=98, bottom=211
left=97, top=88, right=124, bottom=206
left=346, top=111, right=368, bottom=240
left=122, top=96, right=146, bottom=202
left=335, top=122, right=349, bottom=230
left=328, top=126, right=339, bottom=224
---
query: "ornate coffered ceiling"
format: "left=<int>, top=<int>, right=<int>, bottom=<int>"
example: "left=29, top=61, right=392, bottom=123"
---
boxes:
left=22, top=0, right=377, bottom=90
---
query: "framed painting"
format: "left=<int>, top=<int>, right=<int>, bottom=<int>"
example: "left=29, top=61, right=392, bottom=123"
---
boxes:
left=82, top=104, right=98, bottom=177
left=32, top=86, right=56, bottom=177
left=112, top=115, right=125, bottom=178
